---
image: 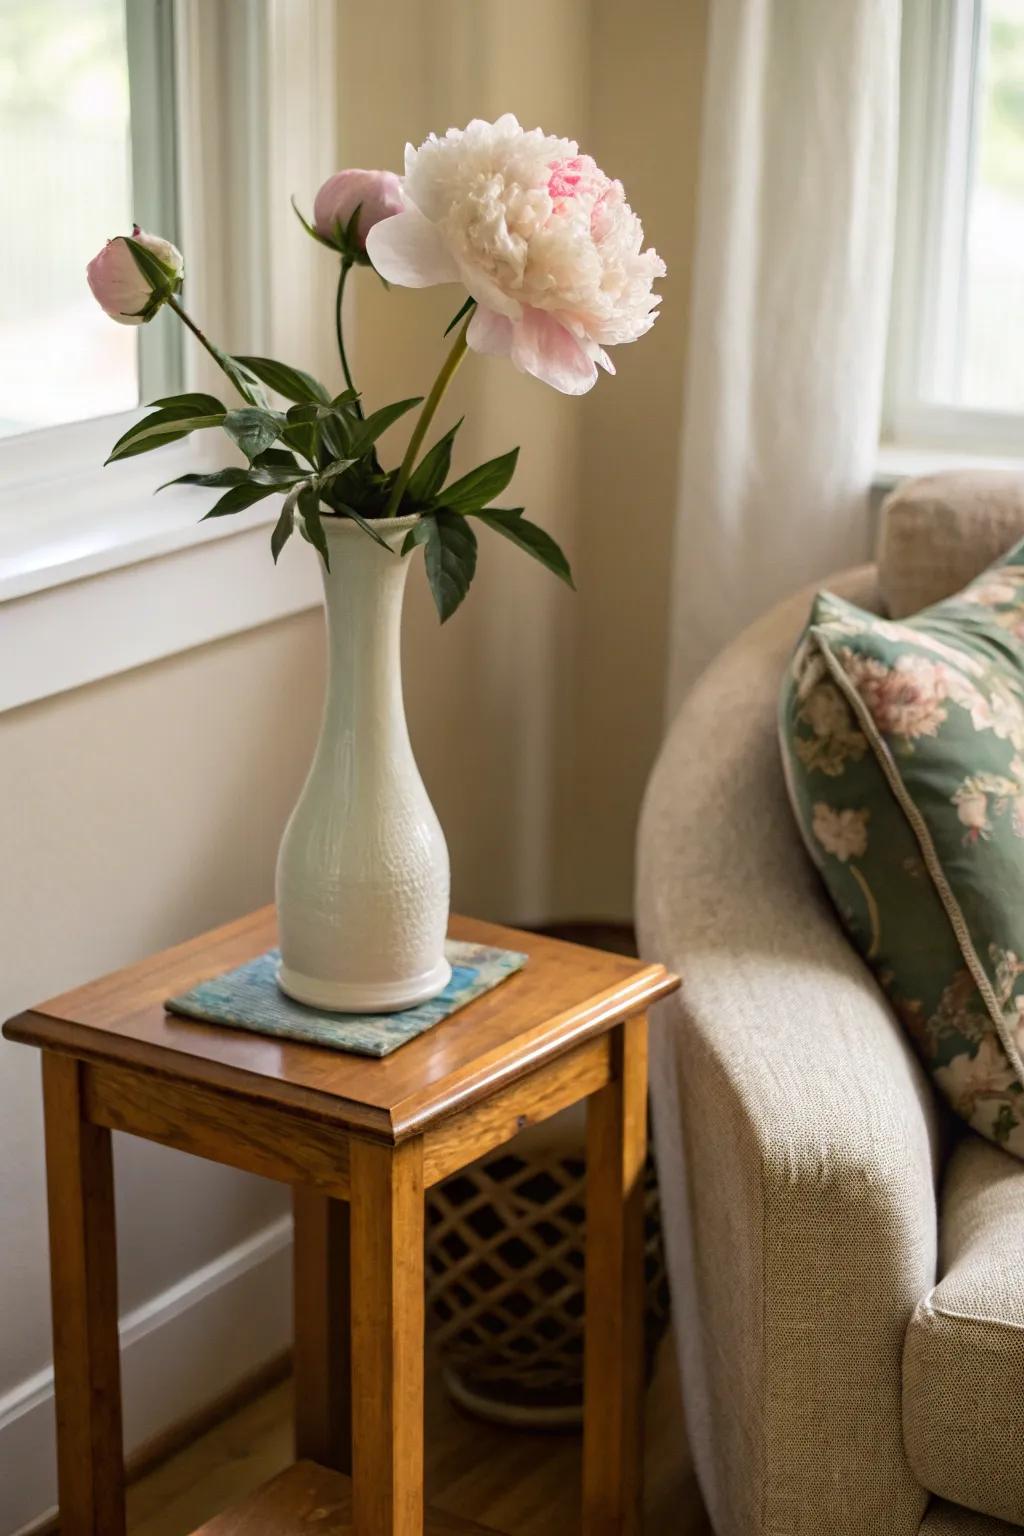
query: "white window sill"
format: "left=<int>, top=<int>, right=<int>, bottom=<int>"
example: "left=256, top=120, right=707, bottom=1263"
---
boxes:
left=875, top=440, right=1024, bottom=491
left=0, top=464, right=321, bottom=714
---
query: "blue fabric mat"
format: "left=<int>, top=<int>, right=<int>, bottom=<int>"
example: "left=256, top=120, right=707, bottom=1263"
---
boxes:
left=166, top=940, right=527, bottom=1058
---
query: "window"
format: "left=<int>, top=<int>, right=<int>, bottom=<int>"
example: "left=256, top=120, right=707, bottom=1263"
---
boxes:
left=0, top=0, right=337, bottom=712
left=885, top=0, right=1024, bottom=457
left=0, top=0, right=180, bottom=440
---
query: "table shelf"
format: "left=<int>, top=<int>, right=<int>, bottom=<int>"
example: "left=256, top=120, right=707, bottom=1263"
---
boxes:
left=191, top=1460, right=503, bottom=1535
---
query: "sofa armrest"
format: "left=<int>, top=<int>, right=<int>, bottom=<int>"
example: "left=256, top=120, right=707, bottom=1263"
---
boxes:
left=636, top=571, right=945, bottom=1536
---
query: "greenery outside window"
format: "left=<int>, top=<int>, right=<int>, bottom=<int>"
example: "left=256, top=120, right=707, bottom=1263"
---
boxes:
left=885, top=0, right=1024, bottom=458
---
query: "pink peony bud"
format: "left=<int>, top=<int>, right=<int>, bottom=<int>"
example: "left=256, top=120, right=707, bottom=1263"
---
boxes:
left=313, top=169, right=403, bottom=253
left=86, top=226, right=184, bottom=326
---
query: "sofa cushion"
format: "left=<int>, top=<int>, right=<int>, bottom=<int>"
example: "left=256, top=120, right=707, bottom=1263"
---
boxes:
left=919, top=1500, right=1024, bottom=1535
left=778, top=545, right=1024, bottom=1158
left=904, top=1136, right=1024, bottom=1526
left=879, top=471, right=1024, bottom=618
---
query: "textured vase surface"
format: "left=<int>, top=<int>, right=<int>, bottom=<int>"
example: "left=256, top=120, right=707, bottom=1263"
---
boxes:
left=275, top=514, right=451, bottom=1012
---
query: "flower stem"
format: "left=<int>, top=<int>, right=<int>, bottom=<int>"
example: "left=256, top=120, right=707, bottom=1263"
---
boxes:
left=335, top=259, right=361, bottom=414
left=384, top=311, right=473, bottom=517
left=166, top=294, right=225, bottom=378
left=165, top=293, right=254, bottom=405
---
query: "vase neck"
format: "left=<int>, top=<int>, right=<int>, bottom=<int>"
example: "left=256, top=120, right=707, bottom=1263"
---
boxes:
left=318, top=526, right=412, bottom=748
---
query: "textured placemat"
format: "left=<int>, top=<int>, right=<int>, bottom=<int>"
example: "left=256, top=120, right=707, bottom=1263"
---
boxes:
left=166, top=940, right=527, bottom=1058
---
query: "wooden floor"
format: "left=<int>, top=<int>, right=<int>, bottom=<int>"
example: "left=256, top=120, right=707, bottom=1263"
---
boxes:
left=127, top=1338, right=710, bottom=1536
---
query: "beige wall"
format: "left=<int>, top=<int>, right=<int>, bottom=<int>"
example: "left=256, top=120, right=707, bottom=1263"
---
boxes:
left=0, top=614, right=324, bottom=1392
left=341, top=0, right=708, bottom=923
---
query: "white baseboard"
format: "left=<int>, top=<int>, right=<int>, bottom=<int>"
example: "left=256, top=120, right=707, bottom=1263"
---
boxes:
left=0, top=1215, right=293, bottom=1536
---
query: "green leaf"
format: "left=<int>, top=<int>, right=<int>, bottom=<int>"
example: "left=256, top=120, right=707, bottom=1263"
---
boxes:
left=107, top=428, right=191, bottom=461
left=201, top=481, right=278, bottom=519
left=270, top=498, right=295, bottom=563
left=473, top=507, right=575, bottom=588
left=435, top=447, right=519, bottom=513
left=249, top=464, right=307, bottom=487
left=405, top=419, right=462, bottom=507
left=298, top=487, right=331, bottom=571
left=407, top=510, right=477, bottom=622
left=106, top=405, right=226, bottom=463
left=122, top=235, right=181, bottom=319
left=148, top=392, right=225, bottom=414
left=291, top=194, right=338, bottom=251
left=254, top=446, right=302, bottom=470
left=280, top=401, right=320, bottom=465
left=341, top=506, right=392, bottom=550
left=199, top=346, right=269, bottom=409
left=443, top=296, right=476, bottom=338
left=233, top=355, right=331, bottom=405
left=158, top=466, right=251, bottom=491
left=223, top=407, right=286, bottom=462
left=318, top=458, right=358, bottom=489
left=124, top=234, right=179, bottom=289
left=349, top=397, right=423, bottom=457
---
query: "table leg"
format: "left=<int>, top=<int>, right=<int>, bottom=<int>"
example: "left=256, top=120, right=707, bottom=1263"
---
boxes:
left=292, top=1186, right=351, bottom=1472
left=42, top=1054, right=125, bottom=1536
left=582, top=1014, right=649, bottom=1536
left=350, top=1137, right=425, bottom=1536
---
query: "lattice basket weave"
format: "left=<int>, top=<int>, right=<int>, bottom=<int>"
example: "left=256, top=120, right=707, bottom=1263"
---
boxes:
left=425, top=1139, right=670, bottom=1428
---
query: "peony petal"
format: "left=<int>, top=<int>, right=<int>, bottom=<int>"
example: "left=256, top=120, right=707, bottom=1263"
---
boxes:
left=365, top=206, right=459, bottom=288
left=467, top=305, right=514, bottom=358
left=510, top=308, right=598, bottom=395
left=587, top=341, right=616, bottom=375
left=457, top=261, right=521, bottom=321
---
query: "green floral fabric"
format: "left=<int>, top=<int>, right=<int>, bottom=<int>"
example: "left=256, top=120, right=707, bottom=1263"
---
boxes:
left=779, top=543, right=1024, bottom=1159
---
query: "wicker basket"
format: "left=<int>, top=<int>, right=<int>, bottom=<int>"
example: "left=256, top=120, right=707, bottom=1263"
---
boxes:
left=425, top=1134, right=670, bottom=1428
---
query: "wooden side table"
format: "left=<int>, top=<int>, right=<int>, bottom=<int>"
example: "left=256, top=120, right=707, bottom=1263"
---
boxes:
left=3, top=908, right=678, bottom=1536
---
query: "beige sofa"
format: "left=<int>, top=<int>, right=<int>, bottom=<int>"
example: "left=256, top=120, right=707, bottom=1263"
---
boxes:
left=636, top=475, right=1024, bottom=1536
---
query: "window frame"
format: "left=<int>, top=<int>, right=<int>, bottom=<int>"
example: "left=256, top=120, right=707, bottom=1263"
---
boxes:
left=883, top=0, right=1024, bottom=460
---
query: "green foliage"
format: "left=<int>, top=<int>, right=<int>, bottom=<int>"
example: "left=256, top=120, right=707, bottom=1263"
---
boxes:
left=223, top=407, right=287, bottom=462
left=123, top=236, right=182, bottom=321
left=106, top=399, right=226, bottom=463
left=102, top=332, right=573, bottom=619
left=405, top=419, right=462, bottom=507
left=201, top=481, right=279, bottom=519
left=298, top=486, right=331, bottom=571
left=233, top=356, right=332, bottom=406
left=980, top=9, right=1024, bottom=195
left=403, top=510, right=478, bottom=622
left=434, top=448, right=519, bottom=513
left=471, top=507, right=574, bottom=588
left=443, top=296, right=476, bottom=338
left=270, top=496, right=296, bottom=564
left=348, top=397, right=423, bottom=457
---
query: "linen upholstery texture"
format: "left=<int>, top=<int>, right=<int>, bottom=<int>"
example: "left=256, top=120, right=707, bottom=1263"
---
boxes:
left=637, top=567, right=945, bottom=1535
left=904, top=1135, right=1024, bottom=1524
left=638, top=501, right=1024, bottom=1535
left=879, top=471, right=1024, bottom=618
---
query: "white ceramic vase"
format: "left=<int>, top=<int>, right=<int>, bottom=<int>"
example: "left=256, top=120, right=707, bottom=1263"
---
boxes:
left=275, top=513, right=452, bottom=1012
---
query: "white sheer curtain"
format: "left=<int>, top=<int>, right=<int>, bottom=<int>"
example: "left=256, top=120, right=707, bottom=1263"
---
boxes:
left=666, top=0, right=902, bottom=713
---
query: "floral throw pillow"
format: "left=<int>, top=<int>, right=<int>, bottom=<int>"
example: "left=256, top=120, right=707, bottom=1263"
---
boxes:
left=779, top=544, right=1024, bottom=1158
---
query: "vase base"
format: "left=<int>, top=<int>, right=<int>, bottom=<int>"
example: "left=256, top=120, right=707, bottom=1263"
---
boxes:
left=276, top=956, right=453, bottom=1014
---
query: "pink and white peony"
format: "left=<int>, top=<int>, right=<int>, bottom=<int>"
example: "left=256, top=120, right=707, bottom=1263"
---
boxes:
left=366, top=113, right=665, bottom=395
left=86, top=226, right=183, bottom=325
left=314, top=168, right=404, bottom=252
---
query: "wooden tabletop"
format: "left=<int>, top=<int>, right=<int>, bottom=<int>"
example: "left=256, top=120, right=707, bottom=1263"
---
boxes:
left=3, top=908, right=677, bottom=1142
